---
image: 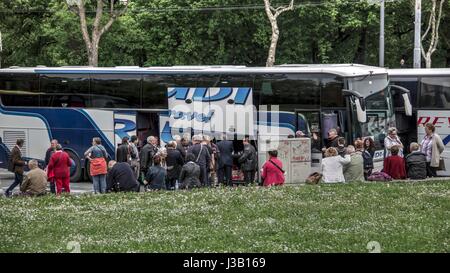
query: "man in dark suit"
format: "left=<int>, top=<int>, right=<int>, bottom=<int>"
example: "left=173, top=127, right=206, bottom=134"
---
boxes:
left=217, top=135, right=234, bottom=186
left=5, top=139, right=26, bottom=197
left=187, top=134, right=211, bottom=187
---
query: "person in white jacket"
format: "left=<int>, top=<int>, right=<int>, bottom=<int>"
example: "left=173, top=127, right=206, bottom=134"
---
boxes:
left=321, top=147, right=351, bottom=183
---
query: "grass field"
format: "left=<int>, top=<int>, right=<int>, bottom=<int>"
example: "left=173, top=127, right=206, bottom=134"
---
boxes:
left=0, top=181, right=449, bottom=253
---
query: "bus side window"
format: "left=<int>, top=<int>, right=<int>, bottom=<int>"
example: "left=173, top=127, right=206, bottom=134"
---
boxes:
left=0, top=73, right=39, bottom=107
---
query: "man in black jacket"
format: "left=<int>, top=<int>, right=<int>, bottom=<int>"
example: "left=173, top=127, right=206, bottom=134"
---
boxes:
left=405, top=142, right=427, bottom=180
left=106, top=160, right=140, bottom=192
left=166, top=141, right=184, bottom=190
left=139, top=136, right=159, bottom=180
left=187, top=134, right=211, bottom=187
left=173, top=135, right=186, bottom=159
left=217, top=135, right=234, bottom=186
left=238, top=137, right=257, bottom=186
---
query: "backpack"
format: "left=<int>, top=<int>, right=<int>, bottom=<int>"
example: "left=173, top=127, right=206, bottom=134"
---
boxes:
left=368, top=171, right=392, bottom=182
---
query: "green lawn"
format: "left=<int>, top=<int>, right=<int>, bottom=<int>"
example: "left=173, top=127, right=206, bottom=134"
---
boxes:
left=0, top=181, right=449, bottom=253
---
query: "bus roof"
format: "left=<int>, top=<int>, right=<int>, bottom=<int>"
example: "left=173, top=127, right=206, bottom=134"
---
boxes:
left=388, top=68, right=450, bottom=77
left=0, top=64, right=387, bottom=77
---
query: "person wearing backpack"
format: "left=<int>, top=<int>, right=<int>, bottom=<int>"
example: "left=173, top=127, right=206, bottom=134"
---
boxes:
left=187, top=135, right=211, bottom=187
left=261, top=150, right=285, bottom=187
left=5, top=139, right=26, bottom=197
left=84, top=137, right=109, bottom=194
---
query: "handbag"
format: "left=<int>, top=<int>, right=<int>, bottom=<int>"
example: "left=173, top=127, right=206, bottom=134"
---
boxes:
left=437, top=158, right=446, bottom=171
left=306, top=172, right=322, bottom=184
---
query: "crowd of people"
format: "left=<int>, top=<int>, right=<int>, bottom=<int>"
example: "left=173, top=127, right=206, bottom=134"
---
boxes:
left=2, top=122, right=445, bottom=197
left=320, top=123, right=445, bottom=183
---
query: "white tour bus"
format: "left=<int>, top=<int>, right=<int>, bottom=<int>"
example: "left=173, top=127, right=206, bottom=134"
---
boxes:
left=0, top=64, right=410, bottom=182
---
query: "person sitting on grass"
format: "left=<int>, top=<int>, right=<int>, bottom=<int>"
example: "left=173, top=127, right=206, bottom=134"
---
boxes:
left=179, top=153, right=201, bottom=190
left=343, top=143, right=364, bottom=182
left=144, top=155, right=167, bottom=191
left=261, top=150, right=285, bottom=187
left=18, top=160, right=48, bottom=197
left=405, top=142, right=427, bottom=180
left=106, top=160, right=140, bottom=192
left=321, top=147, right=351, bottom=183
left=383, top=145, right=406, bottom=180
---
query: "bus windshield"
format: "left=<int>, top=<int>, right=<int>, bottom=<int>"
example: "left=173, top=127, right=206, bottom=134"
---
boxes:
left=349, top=74, right=395, bottom=153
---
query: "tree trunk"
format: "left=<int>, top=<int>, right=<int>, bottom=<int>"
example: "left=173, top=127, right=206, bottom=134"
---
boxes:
left=266, top=24, right=279, bottom=67
left=425, top=53, right=432, bottom=68
left=353, top=28, right=367, bottom=64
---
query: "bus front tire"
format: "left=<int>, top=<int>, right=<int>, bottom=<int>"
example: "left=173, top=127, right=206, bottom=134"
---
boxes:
left=66, top=150, right=82, bottom=182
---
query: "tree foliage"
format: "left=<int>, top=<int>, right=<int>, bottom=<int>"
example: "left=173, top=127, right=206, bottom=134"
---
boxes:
left=0, top=0, right=449, bottom=68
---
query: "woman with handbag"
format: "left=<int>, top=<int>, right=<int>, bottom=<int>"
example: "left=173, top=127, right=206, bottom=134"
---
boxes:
left=420, top=123, right=445, bottom=177
left=261, top=150, right=285, bottom=187
left=84, top=137, right=109, bottom=194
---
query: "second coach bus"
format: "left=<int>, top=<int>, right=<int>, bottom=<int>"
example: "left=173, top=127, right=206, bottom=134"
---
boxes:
left=389, top=68, right=450, bottom=176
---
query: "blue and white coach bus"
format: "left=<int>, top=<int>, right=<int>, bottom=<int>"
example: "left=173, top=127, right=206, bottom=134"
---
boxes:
left=0, top=64, right=409, bottom=181
left=389, top=68, right=450, bottom=176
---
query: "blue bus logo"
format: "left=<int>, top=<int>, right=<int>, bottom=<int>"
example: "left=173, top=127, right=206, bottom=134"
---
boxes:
left=168, top=87, right=251, bottom=105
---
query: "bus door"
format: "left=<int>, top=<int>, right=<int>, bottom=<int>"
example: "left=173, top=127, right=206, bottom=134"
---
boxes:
left=114, top=111, right=137, bottom=150
left=295, top=110, right=321, bottom=171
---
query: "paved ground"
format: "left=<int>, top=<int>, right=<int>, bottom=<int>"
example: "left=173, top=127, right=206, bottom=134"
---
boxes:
left=0, top=168, right=93, bottom=195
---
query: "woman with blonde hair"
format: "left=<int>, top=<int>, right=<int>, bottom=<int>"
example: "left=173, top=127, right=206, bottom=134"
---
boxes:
left=321, top=147, right=351, bottom=183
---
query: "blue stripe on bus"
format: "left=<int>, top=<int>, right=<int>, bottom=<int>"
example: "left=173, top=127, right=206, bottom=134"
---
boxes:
left=443, top=135, right=450, bottom=146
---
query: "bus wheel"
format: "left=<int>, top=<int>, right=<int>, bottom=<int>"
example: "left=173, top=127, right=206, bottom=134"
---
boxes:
left=85, top=159, right=93, bottom=182
left=66, top=150, right=82, bottom=182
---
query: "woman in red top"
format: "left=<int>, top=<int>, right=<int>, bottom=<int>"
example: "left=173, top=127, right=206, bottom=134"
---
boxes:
left=261, top=150, right=285, bottom=187
left=47, top=144, right=72, bottom=195
left=383, top=145, right=406, bottom=180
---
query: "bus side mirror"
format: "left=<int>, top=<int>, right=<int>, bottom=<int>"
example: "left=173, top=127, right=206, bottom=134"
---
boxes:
left=389, top=84, right=413, bottom=117
left=354, top=98, right=367, bottom=123
left=402, top=93, right=412, bottom=116
left=342, top=89, right=367, bottom=123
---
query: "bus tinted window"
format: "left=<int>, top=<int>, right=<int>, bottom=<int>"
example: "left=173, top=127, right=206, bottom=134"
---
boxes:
left=91, top=74, right=141, bottom=108
left=420, top=77, right=450, bottom=108
left=142, top=74, right=170, bottom=109
left=321, top=77, right=344, bottom=108
left=390, top=79, right=418, bottom=108
left=0, top=73, right=39, bottom=106
left=259, top=74, right=321, bottom=110
left=40, top=74, right=90, bottom=108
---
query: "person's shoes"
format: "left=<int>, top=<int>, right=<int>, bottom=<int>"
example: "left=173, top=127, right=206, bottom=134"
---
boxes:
left=4, top=191, right=11, bottom=198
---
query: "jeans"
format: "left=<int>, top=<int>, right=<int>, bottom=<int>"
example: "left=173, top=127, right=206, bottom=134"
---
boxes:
left=199, top=165, right=209, bottom=187
left=5, top=172, right=23, bottom=196
left=92, top=174, right=106, bottom=193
